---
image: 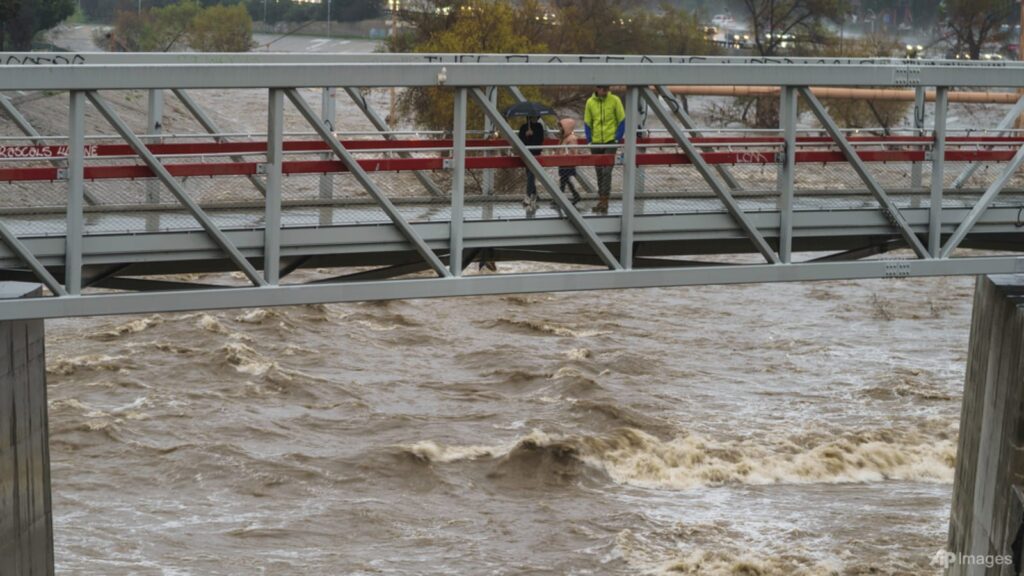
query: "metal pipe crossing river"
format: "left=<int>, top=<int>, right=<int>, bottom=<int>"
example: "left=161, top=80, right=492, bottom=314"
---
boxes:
left=0, top=53, right=1023, bottom=320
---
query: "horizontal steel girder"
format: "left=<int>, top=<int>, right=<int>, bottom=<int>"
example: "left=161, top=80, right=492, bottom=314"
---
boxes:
left=1, top=256, right=1022, bottom=321
left=1, top=206, right=1021, bottom=270
left=2, top=61, right=1022, bottom=91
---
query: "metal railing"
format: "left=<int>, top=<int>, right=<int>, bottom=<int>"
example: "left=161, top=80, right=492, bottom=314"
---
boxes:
left=0, top=54, right=1022, bottom=319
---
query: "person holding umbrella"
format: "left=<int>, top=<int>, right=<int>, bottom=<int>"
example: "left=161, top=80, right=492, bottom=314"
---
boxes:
left=584, top=85, right=625, bottom=214
left=506, top=101, right=556, bottom=208
left=518, top=115, right=545, bottom=207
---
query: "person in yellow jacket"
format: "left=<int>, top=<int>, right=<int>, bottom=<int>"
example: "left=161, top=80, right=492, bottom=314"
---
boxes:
left=583, top=85, right=625, bottom=214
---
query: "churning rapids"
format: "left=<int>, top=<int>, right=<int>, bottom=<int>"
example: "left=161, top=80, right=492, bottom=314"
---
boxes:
left=44, top=264, right=970, bottom=575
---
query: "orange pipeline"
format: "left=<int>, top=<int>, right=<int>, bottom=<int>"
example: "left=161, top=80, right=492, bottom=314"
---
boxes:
left=663, top=86, right=1020, bottom=104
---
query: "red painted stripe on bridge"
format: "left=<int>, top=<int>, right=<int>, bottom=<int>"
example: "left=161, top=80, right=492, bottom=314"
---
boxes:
left=4, top=136, right=1023, bottom=161
left=0, top=149, right=1018, bottom=182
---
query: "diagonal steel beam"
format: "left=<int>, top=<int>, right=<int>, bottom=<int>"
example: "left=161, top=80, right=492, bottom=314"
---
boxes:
left=642, top=88, right=780, bottom=264
left=655, top=85, right=742, bottom=191
left=284, top=88, right=451, bottom=278
left=85, top=90, right=266, bottom=287
left=82, top=263, right=131, bottom=288
left=0, top=95, right=100, bottom=206
left=506, top=85, right=529, bottom=104
left=94, top=276, right=227, bottom=292
left=941, top=141, right=1024, bottom=258
left=171, top=88, right=268, bottom=197
left=279, top=256, right=310, bottom=280
left=311, top=259, right=435, bottom=283
left=953, top=94, right=1024, bottom=190
left=798, top=87, right=930, bottom=260
left=0, top=222, right=65, bottom=295
left=470, top=87, right=621, bottom=270
left=342, top=87, right=444, bottom=198
left=810, top=240, right=902, bottom=263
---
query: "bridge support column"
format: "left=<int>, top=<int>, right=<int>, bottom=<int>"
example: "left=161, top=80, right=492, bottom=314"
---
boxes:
left=948, top=274, right=1024, bottom=575
left=0, top=282, right=53, bottom=576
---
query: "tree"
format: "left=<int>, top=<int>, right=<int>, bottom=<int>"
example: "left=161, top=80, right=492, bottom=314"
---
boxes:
left=821, top=34, right=912, bottom=131
left=943, top=0, right=1015, bottom=60
left=0, top=0, right=20, bottom=51
left=148, top=0, right=201, bottom=51
left=110, top=1, right=200, bottom=51
left=646, top=2, right=709, bottom=55
left=110, top=0, right=252, bottom=52
left=1, top=0, right=75, bottom=50
left=397, top=0, right=548, bottom=130
left=740, top=0, right=847, bottom=57
left=190, top=3, right=252, bottom=51
left=736, top=0, right=845, bottom=127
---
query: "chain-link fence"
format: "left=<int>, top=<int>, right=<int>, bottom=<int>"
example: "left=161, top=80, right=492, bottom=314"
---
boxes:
left=3, top=130, right=1024, bottom=238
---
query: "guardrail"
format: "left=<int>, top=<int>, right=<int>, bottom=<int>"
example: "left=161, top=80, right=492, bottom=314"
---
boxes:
left=0, top=54, right=1022, bottom=320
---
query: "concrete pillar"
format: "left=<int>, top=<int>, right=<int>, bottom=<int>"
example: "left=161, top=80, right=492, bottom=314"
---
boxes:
left=0, top=282, right=53, bottom=576
left=949, top=274, right=1024, bottom=575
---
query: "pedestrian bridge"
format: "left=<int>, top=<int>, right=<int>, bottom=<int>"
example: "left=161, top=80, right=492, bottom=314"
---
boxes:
left=0, top=52, right=1023, bottom=320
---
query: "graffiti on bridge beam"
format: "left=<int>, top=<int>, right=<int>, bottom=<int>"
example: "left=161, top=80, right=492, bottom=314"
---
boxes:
left=417, top=54, right=1008, bottom=69
left=4, top=54, right=86, bottom=66
left=0, top=144, right=98, bottom=160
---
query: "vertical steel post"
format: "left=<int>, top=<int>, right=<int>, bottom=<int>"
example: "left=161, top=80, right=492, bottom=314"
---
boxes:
left=911, top=86, right=925, bottom=190
left=777, top=86, right=797, bottom=264
left=146, top=89, right=163, bottom=138
left=635, top=96, right=647, bottom=215
left=620, top=87, right=639, bottom=269
left=450, top=88, right=467, bottom=276
left=265, top=89, right=284, bottom=285
left=145, top=89, right=163, bottom=232
left=319, top=87, right=337, bottom=226
left=482, top=86, right=496, bottom=199
left=66, top=91, right=85, bottom=295
left=479, top=85, right=495, bottom=222
left=929, top=87, right=948, bottom=258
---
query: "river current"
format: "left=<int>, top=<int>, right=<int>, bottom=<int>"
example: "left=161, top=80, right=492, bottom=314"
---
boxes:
left=46, top=265, right=970, bottom=575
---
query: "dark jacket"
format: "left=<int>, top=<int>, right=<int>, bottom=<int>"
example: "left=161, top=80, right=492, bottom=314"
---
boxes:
left=518, top=120, right=545, bottom=156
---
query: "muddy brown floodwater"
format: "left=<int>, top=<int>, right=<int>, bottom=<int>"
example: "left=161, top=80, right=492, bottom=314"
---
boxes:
left=45, top=263, right=971, bottom=575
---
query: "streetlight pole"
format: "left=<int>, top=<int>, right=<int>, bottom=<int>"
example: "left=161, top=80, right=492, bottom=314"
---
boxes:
left=327, top=0, right=332, bottom=38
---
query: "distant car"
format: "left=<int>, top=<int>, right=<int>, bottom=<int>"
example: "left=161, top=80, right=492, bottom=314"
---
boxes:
left=765, top=32, right=796, bottom=49
left=905, top=44, right=925, bottom=59
left=952, top=52, right=1004, bottom=61
left=727, top=31, right=752, bottom=48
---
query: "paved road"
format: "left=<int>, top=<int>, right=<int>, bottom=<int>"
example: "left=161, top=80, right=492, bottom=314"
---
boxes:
left=44, top=23, right=380, bottom=54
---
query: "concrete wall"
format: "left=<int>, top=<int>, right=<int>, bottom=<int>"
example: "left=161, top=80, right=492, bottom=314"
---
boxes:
left=1009, top=487, right=1023, bottom=574
left=0, top=282, right=53, bottom=576
left=949, top=274, right=1024, bottom=576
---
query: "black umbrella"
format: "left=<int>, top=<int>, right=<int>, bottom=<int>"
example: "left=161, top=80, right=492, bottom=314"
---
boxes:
left=504, top=101, right=557, bottom=118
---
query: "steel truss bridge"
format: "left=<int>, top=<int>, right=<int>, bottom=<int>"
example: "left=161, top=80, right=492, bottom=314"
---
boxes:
left=1, top=52, right=1023, bottom=320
